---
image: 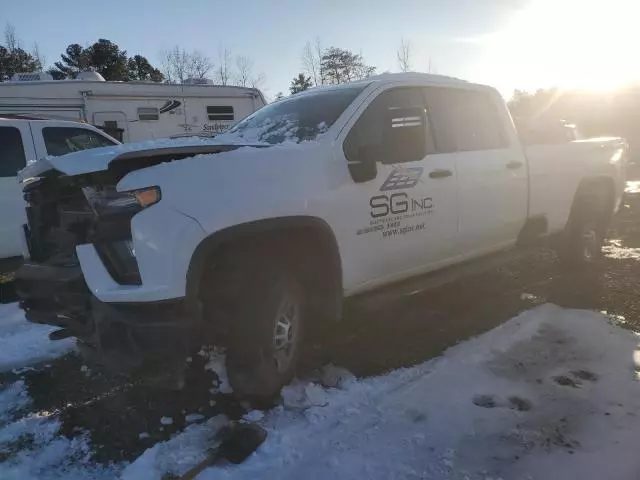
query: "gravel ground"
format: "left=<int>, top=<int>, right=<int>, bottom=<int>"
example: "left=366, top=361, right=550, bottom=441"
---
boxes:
left=2, top=182, right=640, bottom=465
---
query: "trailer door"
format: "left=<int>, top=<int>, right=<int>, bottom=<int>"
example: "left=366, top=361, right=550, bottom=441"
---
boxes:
left=93, top=112, right=128, bottom=142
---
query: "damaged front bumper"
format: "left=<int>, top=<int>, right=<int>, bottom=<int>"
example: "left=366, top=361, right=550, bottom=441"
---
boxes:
left=16, top=170, right=206, bottom=375
left=16, top=260, right=201, bottom=372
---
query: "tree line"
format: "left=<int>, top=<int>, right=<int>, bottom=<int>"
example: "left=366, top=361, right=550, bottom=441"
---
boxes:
left=287, top=37, right=419, bottom=96
left=1, top=24, right=425, bottom=100
left=0, top=24, right=265, bottom=88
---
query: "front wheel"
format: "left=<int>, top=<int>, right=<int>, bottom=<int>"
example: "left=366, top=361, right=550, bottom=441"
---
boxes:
left=225, top=259, right=305, bottom=400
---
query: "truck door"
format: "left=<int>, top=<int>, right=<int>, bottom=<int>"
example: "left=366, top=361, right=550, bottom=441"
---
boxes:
left=0, top=122, right=35, bottom=258
left=424, top=87, right=527, bottom=257
left=335, top=86, right=459, bottom=290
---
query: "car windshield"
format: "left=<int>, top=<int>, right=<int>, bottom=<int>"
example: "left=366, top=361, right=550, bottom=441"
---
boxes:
left=218, top=85, right=366, bottom=145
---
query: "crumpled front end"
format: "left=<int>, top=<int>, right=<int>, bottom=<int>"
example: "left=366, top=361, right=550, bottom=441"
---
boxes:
left=15, top=171, right=202, bottom=373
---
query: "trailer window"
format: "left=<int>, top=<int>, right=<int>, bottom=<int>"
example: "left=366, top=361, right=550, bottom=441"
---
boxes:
left=207, top=106, right=234, bottom=121
left=43, top=127, right=117, bottom=156
left=137, top=107, right=159, bottom=121
left=0, top=126, right=26, bottom=177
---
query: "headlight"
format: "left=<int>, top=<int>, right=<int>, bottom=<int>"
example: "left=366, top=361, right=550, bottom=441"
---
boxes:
left=84, top=186, right=161, bottom=215
left=84, top=186, right=160, bottom=286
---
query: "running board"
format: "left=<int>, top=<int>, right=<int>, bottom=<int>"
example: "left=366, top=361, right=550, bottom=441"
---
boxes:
left=350, top=247, right=539, bottom=312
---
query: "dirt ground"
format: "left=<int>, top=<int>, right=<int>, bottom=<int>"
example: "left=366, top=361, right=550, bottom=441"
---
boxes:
left=2, top=182, right=640, bottom=465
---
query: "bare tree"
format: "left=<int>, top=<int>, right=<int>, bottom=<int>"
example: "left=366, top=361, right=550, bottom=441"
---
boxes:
left=397, top=37, right=412, bottom=72
left=4, top=23, right=19, bottom=52
left=234, top=55, right=253, bottom=87
left=160, top=46, right=213, bottom=83
left=302, top=37, right=324, bottom=86
left=190, top=50, right=213, bottom=79
left=233, top=55, right=266, bottom=89
left=250, top=72, right=266, bottom=89
left=215, top=47, right=232, bottom=86
left=160, top=46, right=188, bottom=83
left=31, top=42, right=46, bottom=69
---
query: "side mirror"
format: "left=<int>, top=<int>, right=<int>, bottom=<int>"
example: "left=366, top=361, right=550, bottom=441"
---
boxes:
left=345, top=130, right=378, bottom=183
left=347, top=149, right=378, bottom=183
left=382, top=107, right=427, bottom=164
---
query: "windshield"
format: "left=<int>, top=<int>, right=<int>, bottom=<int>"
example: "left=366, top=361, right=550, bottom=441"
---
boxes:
left=219, top=85, right=366, bottom=145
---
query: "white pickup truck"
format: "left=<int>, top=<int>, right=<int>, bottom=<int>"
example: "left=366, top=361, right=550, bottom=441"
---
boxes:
left=0, top=117, right=119, bottom=259
left=15, top=73, right=627, bottom=399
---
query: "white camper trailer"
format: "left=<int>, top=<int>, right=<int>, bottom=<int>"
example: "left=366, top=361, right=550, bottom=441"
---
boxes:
left=0, top=72, right=266, bottom=142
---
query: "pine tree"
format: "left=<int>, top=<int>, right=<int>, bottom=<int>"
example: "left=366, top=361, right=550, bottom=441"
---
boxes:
left=289, top=73, right=313, bottom=94
left=52, top=39, right=163, bottom=82
left=320, top=47, right=376, bottom=85
left=0, top=45, right=41, bottom=81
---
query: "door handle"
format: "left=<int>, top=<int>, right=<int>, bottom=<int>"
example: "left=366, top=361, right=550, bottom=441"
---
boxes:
left=506, top=161, right=524, bottom=170
left=429, top=169, right=453, bottom=179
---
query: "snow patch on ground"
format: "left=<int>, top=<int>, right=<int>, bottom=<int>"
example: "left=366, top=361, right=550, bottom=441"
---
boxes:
left=3, top=300, right=640, bottom=479
left=0, top=303, right=75, bottom=372
left=0, top=381, right=30, bottom=424
left=159, top=417, right=173, bottom=426
left=0, top=414, right=118, bottom=480
left=185, top=413, right=205, bottom=424
left=603, top=243, right=640, bottom=260
left=200, top=346, right=233, bottom=394
left=120, top=415, right=229, bottom=480
left=192, top=304, right=640, bottom=480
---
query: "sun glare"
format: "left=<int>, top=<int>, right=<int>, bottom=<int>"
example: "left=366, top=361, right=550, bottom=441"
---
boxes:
left=480, top=0, right=640, bottom=94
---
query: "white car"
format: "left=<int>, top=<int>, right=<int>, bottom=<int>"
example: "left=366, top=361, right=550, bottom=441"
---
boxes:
left=0, top=117, right=119, bottom=259
left=15, top=73, right=627, bottom=398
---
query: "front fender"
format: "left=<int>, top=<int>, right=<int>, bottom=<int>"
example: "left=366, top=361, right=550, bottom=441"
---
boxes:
left=78, top=206, right=207, bottom=303
left=184, top=216, right=343, bottom=311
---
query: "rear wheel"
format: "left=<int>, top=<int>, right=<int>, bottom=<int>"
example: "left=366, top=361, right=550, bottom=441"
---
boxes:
left=559, top=189, right=610, bottom=268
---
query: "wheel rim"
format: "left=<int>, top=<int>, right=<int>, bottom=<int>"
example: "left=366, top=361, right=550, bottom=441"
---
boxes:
left=272, top=291, right=299, bottom=373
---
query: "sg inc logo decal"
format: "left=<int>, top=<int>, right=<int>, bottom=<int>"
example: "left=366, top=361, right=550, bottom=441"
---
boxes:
left=379, top=167, right=424, bottom=191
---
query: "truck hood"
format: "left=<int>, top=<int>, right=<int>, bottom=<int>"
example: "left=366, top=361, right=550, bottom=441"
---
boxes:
left=18, top=137, right=267, bottom=181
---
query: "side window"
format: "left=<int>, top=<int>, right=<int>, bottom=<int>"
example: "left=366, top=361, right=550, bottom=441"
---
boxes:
left=344, top=87, right=434, bottom=164
left=137, top=107, right=159, bottom=121
left=43, top=127, right=117, bottom=157
left=207, top=106, right=234, bottom=121
left=425, top=88, right=509, bottom=153
left=0, top=127, right=26, bottom=177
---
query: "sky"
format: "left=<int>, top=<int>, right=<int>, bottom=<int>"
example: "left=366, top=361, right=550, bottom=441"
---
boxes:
left=2, top=0, right=640, bottom=99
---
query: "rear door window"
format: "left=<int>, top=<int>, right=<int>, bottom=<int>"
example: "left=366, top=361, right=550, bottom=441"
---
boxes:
left=42, top=127, right=117, bottom=156
left=424, top=88, right=509, bottom=153
left=0, top=126, right=26, bottom=177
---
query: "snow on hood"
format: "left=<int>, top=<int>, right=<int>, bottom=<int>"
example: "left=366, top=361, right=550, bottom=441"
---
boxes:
left=17, top=136, right=267, bottom=181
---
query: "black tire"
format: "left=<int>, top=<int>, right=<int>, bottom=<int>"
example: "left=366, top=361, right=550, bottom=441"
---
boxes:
left=225, top=254, right=305, bottom=400
left=559, top=192, right=609, bottom=268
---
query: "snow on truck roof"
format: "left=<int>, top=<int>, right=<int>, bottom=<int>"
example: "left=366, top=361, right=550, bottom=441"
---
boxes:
left=292, top=72, right=487, bottom=98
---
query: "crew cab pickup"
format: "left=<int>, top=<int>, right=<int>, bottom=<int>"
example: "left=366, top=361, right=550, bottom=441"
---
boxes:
left=0, top=117, right=119, bottom=259
left=14, top=73, right=627, bottom=398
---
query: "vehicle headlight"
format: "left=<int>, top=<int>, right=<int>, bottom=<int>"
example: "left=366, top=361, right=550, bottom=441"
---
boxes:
left=85, top=186, right=161, bottom=215
left=84, top=187, right=159, bottom=286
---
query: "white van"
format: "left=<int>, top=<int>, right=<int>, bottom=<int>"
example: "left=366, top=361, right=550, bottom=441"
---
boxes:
left=0, top=117, right=119, bottom=259
left=0, top=72, right=266, bottom=142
